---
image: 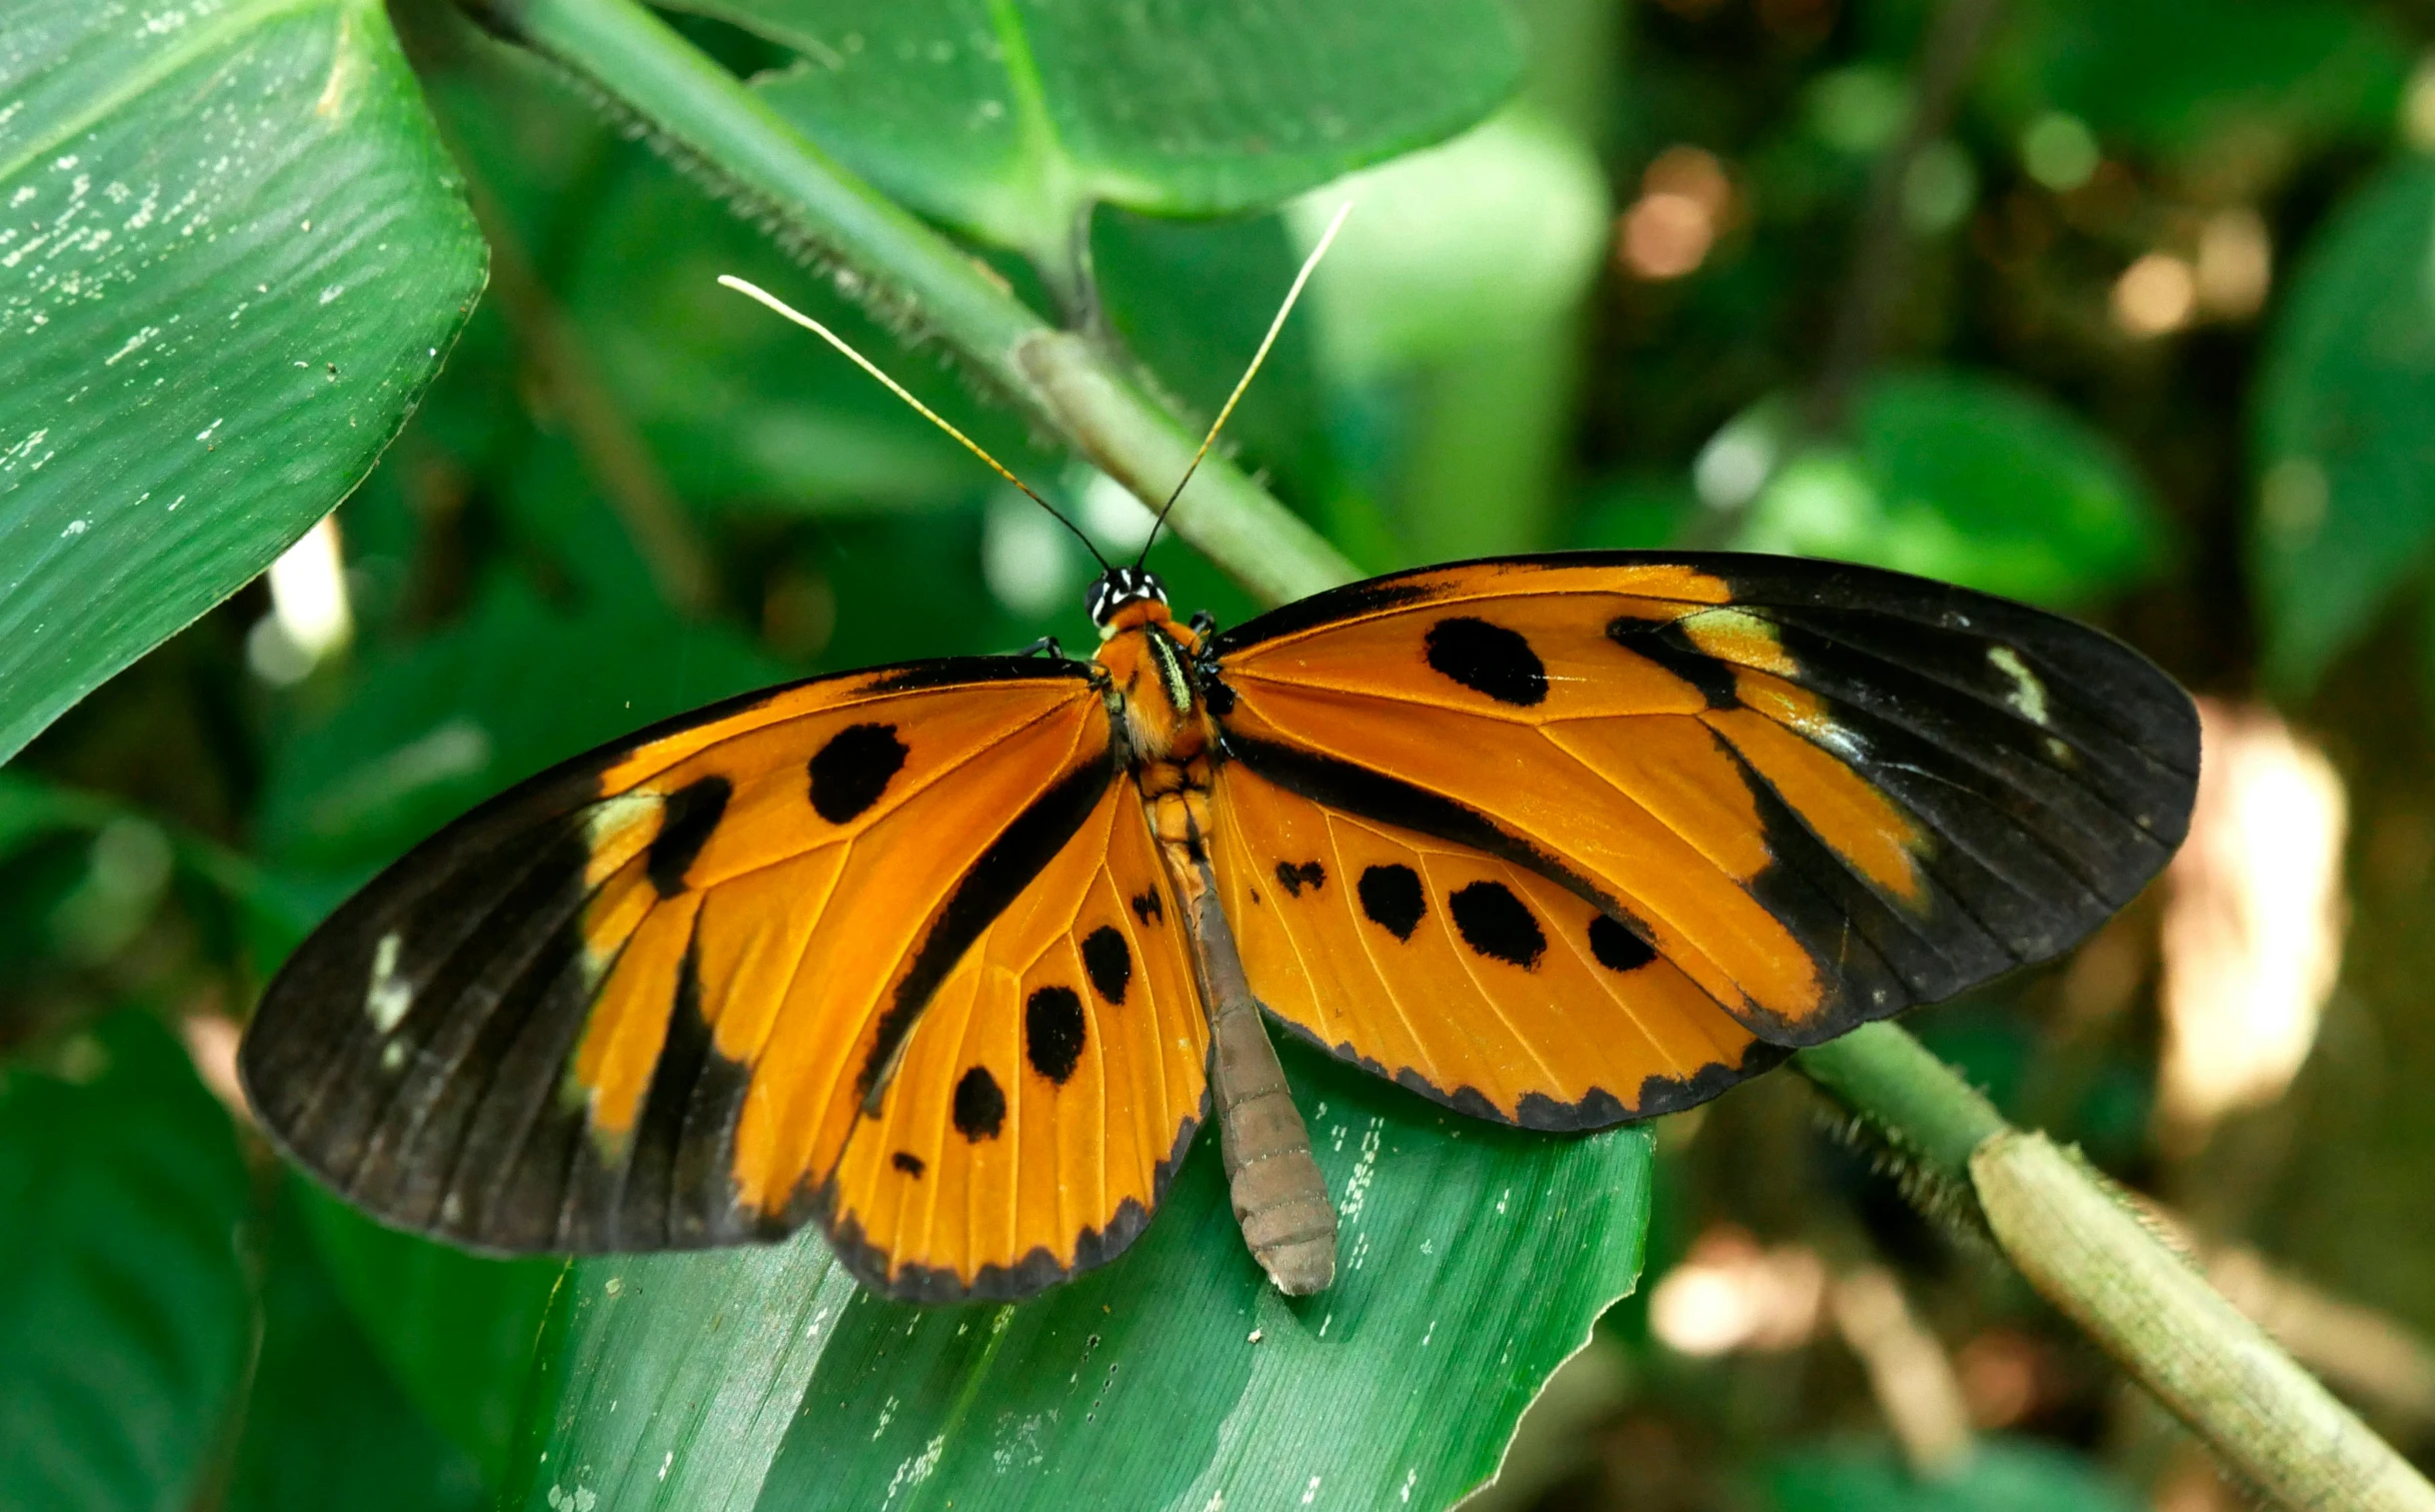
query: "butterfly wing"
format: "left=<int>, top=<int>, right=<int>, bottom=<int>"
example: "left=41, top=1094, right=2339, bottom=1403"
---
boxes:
left=819, top=778, right=1209, bottom=1299
left=239, top=658, right=1186, bottom=1290
left=1206, top=552, right=2197, bottom=1123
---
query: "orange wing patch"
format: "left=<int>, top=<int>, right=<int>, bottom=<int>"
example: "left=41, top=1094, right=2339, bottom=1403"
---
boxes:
left=1211, top=553, right=2194, bottom=1047
left=1215, top=762, right=1781, bottom=1126
left=238, top=660, right=1125, bottom=1260
left=820, top=783, right=1209, bottom=1299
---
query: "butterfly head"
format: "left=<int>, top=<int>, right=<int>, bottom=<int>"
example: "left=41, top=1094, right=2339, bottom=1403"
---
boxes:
left=1088, top=566, right=1171, bottom=634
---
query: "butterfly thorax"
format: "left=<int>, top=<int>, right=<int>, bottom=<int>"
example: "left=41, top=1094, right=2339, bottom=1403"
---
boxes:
left=1093, top=597, right=1218, bottom=857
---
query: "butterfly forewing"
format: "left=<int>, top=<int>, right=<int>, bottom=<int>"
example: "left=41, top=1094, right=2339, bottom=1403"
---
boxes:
left=239, top=659, right=1124, bottom=1259
left=1208, top=553, right=2199, bottom=1083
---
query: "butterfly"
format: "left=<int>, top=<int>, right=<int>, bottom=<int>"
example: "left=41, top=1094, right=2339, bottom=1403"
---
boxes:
left=239, top=541, right=2199, bottom=1302
left=237, top=227, right=2200, bottom=1302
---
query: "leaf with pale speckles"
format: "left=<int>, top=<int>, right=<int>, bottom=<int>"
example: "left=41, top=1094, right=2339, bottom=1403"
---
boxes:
left=505, top=1040, right=1650, bottom=1512
left=0, top=0, right=486, bottom=763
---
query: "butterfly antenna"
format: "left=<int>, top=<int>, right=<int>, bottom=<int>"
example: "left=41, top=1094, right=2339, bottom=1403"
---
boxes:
left=1135, top=199, right=1352, bottom=568
left=717, top=275, right=1111, bottom=571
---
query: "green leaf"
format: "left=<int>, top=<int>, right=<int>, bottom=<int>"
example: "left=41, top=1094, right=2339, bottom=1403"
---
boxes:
left=225, top=1187, right=489, bottom=1512
left=0, top=0, right=487, bottom=765
left=1763, top=1436, right=2141, bottom=1512
left=553, top=145, right=1042, bottom=514
left=299, top=1185, right=561, bottom=1489
left=509, top=1040, right=1651, bottom=1511
left=699, top=0, right=1522, bottom=270
left=0, top=1010, right=252, bottom=1512
left=1730, top=372, right=2164, bottom=608
left=256, top=581, right=788, bottom=880
left=2254, top=158, right=2435, bottom=697
left=1992, top=0, right=2409, bottom=156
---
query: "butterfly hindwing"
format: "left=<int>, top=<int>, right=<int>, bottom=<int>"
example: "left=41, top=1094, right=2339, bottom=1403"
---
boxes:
left=1208, top=553, right=2198, bottom=1069
left=821, top=779, right=1209, bottom=1300
left=239, top=658, right=1124, bottom=1259
left=1214, top=759, right=1787, bottom=1127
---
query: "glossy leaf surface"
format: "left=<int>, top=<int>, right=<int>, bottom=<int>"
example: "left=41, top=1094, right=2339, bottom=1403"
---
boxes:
left=691, top=0, right=1521, bottom=267
left=511, top=1043, right=1653, bottom=1512
left=0, top=0, right=485, bottom=762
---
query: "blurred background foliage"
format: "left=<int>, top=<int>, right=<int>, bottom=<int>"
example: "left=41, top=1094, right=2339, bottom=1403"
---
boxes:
left=11, top=0, right=2435, bottom=1506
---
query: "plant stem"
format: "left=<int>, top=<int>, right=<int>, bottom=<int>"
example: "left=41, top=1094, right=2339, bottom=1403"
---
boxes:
left=1797, top=1026, right=2435, bottom=1512
left=474, top=0, right=1354, bottom=608
left=468, top=4, right=2435, bottom=1505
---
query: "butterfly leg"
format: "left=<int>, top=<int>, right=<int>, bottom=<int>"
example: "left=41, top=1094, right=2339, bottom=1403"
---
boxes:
left=1173, top=851, right=1336, bottom=1296
left=1015, top=635, right=1067, bottom=660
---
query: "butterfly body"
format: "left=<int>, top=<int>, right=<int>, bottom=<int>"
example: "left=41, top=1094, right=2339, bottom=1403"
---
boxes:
left=239, top=553, right=2199, bottom=1303
left=1091, top=580, right=1340, bottom=1294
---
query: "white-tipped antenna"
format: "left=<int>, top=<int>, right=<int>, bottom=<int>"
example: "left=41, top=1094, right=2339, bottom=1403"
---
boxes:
left=716, top=274, right=1111, bottom=570
left=1135, top=199, right=1352, bottom=567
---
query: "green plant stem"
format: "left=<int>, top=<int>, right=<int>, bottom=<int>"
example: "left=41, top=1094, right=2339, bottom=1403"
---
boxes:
left=479, top=0, right=1354, bottom=607
left=470, top=4, right=2435, bottom=1505
left=1798, top=1026, right=2435, bottom=1512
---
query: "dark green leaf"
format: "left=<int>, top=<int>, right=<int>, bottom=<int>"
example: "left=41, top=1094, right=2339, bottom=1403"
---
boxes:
left=1732, top=372, right=2164, bottom=607
left=256, top=581, right=787, bottom=879
left=0, top=1010, right=251, bottom=1512
left=697, top=0, right=1522, bottom=267
left=0, top=0, right=487, bottom=762
left=1763, top=1436, right=2141, bottom=1512
left=225, top=1185, right=488, bottom=1512
left=1993, top=0, right=2409, bottom=155
left=2254, top=159, right=2435, bottom=696
left=299, top=1185, right=560, bottom=1489
left=509, top=1041, right=1651, bottom=1511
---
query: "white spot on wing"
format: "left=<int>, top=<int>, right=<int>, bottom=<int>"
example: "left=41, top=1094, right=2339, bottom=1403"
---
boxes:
left=1986, top=646, right=2050, bottom=727
left=366, top=931, right=412, bottom=1031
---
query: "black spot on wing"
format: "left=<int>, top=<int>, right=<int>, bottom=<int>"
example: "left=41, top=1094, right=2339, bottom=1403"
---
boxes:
left=808, top=723, right=909, bottom=824
left=1606, top=615, right=1739, bottom=709
left=1357, top=864, right=1426, bottom=941
left=1025, top=986, right=1088, bottom=1084
left=1219, top=736, right=1611, bottom=914
left=1588, top=913, right=1657, bottom=973
left=1449, top=880, right=1545, bottom=968
left=1273, top=859, right=1325, bottom=896
left=1081, top=926, right=1131, bottom=1005
left=857, top=751, right=1117, bottom=1107
left=1424, top=617, right=1547, bottom=707
left=953, top=1066, right=1007, bottom=1139
left=892, top=1151, right=926, bottom=1177
left=1131, top=889, right=1165, bottom=926
left=646, top=774, right=730, bottom=896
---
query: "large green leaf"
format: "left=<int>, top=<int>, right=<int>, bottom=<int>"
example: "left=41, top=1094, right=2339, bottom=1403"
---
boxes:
left=509, top=1040, right=1652, bottom=1511
left=1729, top=372, right=2164, bottom=609
left=693, top=0, right=1522, bottom=270
left=0, top=0, right=486, bottom=764
left=299, top=1186, right=561, bottom=1489
left=2253, top=159, right=2435, bottom=697
left=225, top=1187, right=489, bottom=1512
left=0, top=1010, right=252, bottom=1512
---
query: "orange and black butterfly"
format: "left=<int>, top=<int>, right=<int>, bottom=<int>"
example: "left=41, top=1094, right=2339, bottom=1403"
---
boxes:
left=238, top=247, right=2200, bottom=1303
